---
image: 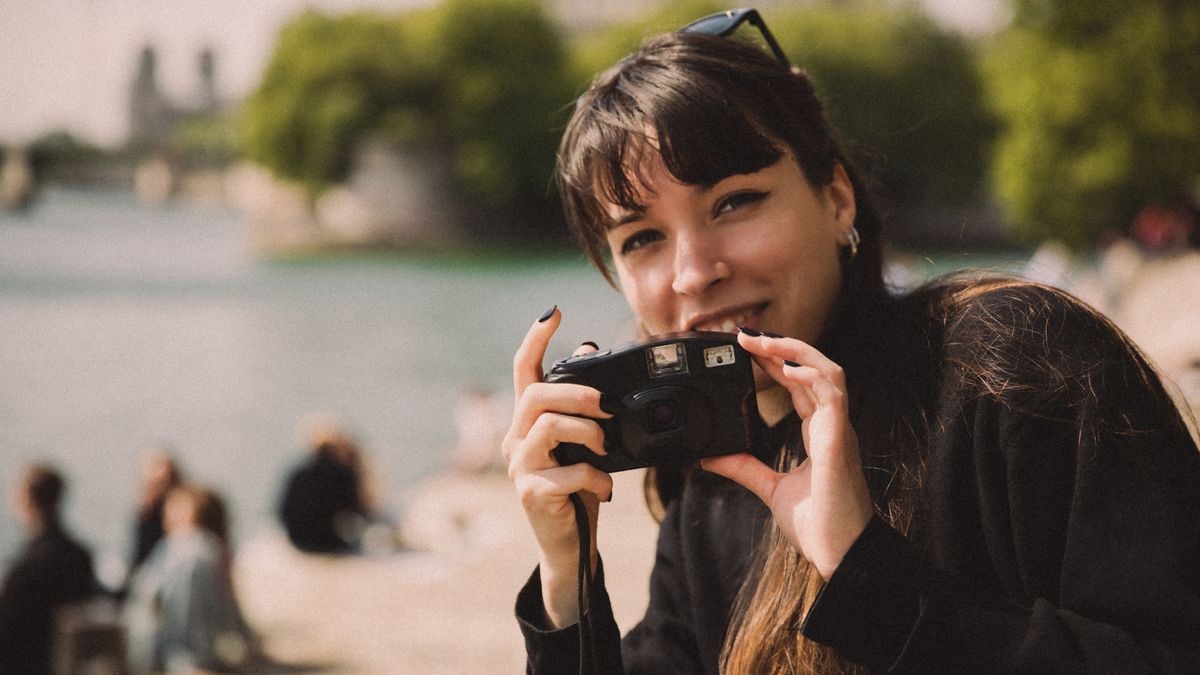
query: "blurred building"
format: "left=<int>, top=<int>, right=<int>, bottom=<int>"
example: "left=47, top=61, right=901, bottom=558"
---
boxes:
left=128, top=45, right=221, bottom=150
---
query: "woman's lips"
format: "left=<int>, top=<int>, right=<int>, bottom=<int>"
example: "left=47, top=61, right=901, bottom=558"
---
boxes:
left=689, top=303, right=768, bottom=333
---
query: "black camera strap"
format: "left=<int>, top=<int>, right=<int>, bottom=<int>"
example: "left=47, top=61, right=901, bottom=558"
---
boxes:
left=568, top=492, right=599, bottom=674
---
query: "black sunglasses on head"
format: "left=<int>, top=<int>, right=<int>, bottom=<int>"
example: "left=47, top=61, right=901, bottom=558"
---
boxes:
left=680, top=7, right=791, bottom=69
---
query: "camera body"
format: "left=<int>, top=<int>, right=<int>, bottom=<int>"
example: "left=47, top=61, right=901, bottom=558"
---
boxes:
left=546, top=331, right=764, bottom=472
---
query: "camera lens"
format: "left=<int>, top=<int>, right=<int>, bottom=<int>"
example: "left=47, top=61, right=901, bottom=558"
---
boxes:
left=648, top=401, right=680, bottom=431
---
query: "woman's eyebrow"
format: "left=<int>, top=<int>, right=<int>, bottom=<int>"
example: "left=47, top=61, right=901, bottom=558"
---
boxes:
left=606, top=207, right=647, bottom=229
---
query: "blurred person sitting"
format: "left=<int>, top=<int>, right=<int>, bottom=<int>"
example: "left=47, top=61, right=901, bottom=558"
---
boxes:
left=448, top=384, right=509, bottom=474
left=129, top=446, right=184, bottom=581
left=124, top=484, right=261, bottom=673
left=278, top=416, right=373, bottom=554
left=0, top=463, right=98, bottom=675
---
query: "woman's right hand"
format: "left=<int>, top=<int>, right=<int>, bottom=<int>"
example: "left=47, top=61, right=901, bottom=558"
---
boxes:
left=502, top=306, right=614, bottom=629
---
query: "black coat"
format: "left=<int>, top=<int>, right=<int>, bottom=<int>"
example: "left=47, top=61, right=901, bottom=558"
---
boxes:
left=0, top=524, right=96, bottom=675
left=278, top=454, right=365, bottom=553
left=517, top=285, right=1200, bottom=673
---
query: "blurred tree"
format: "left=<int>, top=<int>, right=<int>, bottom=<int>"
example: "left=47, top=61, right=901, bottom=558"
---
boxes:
left=571, top=2, right=995, bottom=233
left=176, top=114, right=238, bottom=169
left=429, top=0, right=576, bottom=222
left=241, top=11, right=437, bottom=196
left=770, top=3, right=996, bottom=219
left=240, top=0, right=573, bottom=236
left=984, top=0, right=1200, bottom=249
left=569, top=0, right=722, bottom=84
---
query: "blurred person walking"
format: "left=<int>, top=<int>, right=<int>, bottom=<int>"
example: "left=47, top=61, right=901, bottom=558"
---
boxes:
left=0, top=463, right=98, bottom=675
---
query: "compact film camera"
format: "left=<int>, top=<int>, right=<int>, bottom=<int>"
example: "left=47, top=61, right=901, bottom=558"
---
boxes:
left=546, top=331, right=765, bottom=472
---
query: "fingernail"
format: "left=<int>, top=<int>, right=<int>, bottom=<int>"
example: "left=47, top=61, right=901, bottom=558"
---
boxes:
left=737, top=325, right=762, bottom=336
left=599, top=393, right=625, bottom=415
left=784, top=360, right=800, bottom=368
left=762, top=331, right=785, bottom=339
left=580, top=341, right=599, bottom=350
left=537, top=305, right=557, bottom=323
left=604, top=491, right=613, bottom=503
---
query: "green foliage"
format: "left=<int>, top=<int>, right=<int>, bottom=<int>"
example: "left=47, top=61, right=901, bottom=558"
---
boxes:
left=241, top=11, right=436, bottom=195
left=240, top=1, right=1001, bottom=240
left=175, top=114, right=238, bottom=168
left=429, top=0, right=575, bottom=208
left=569, top=0, right=723, bottom=85
left=240, top=0, right=572, bottom=216
left=769, top=2, right=995, bottom=213
left=570, top=2, right=994, bottom=219
left=984, top=1, right=1200, bottom=248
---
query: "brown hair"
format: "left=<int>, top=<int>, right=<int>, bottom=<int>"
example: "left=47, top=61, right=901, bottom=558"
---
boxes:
left=558, top=31, right=923, bottom=674
left=169, top=484, right=231, bottom=546
left=557, top=32, right=884, bottom=302
left=23, top=464, right=66, bottom=521
left=558, top=27, right=1195, bottom=674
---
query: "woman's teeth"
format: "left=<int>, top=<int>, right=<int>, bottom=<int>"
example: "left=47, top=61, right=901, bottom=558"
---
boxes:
left=696, top=314, right=750, bottom=333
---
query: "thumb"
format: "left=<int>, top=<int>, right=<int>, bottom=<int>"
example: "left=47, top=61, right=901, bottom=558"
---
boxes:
left=701, top=453, right=780, bottom=506
left=572, top=340, right=600, bottom=357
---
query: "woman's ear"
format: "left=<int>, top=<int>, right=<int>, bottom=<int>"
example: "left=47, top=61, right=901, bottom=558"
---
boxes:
left=826, top=163, right=857, bottom=235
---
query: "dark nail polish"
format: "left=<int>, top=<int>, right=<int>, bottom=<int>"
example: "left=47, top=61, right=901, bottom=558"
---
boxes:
left=737, top=325, right=762, bottom=336
left=580, top=341, right=599, bottom=350
left=784, top=360, right=800, bottom=368
left=599, top=393, right=625, bottom=415
left=762, top=331, right=785, bottom=339
left=537, top=305, right=557, bottom=323
left=604, top=492, right=613, bottom=503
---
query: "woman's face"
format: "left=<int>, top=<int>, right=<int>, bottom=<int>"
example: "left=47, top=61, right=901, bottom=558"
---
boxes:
left=602, top=144, right=855, bottom=387
left=163, top=490, right=195, bottom=534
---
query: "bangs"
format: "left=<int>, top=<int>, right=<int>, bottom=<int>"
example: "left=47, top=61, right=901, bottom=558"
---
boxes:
left=557, top=33, right=836, bottom=283
left=595, top=102, right=783, bottom=221
left=564, top=78, right=784, bottom=230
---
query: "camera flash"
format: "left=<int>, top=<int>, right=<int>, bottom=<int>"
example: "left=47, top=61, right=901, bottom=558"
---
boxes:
left=704, top=345, right=735, bottom=368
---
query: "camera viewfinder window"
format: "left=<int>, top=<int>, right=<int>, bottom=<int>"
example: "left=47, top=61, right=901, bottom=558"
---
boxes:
left=647, top=343, right=688, bottom=378
left=703, top=345, right=736, bottom=368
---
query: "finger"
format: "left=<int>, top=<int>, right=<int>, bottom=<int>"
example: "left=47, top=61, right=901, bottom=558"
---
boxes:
left=511, top=381, right=612, bottom=438
left=808, top=371, right=849, bottom=410
left=514, top=463, right=614, bottom=507
left=737, top=331, right=845, bottom=385
left=784, top=365, right=848, bottom=415
left=513, top=413, right=607, bottom=475
left=780, top=364, right=830, bottom=417
left=803, top=375, right=851, bottom=456
left=700, top=453, right=781, bottom=506
left=573, top=341, right=599, bottom=357
left=513, top=305, right=560, bottom=398
left=742, top=340, right=817, bottom=418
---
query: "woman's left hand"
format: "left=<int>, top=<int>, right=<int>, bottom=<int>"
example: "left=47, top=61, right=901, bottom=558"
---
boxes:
left=702, top=331, right=874, bottom=580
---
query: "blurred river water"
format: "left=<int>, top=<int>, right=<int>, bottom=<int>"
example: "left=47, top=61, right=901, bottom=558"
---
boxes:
left=0, top=188, right=632, bottom=581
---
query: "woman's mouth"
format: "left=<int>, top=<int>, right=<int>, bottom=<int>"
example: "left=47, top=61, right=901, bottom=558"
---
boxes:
left=688, top=303, right=768, bottom=333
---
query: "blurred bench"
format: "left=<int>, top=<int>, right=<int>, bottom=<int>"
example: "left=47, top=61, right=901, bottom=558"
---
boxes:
left=53, top=596, right=126, bottom=675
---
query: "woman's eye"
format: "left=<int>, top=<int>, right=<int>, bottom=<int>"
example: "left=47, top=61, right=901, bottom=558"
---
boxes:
left=714, top=190, right=768, bottom=217
left=620, top=229, right=664, bottom=255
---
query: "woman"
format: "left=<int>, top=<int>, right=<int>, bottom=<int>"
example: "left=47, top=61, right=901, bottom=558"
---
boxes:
left=125, top=484, right=260, bottom=673
left=503, top=10, right=1200, bottom=675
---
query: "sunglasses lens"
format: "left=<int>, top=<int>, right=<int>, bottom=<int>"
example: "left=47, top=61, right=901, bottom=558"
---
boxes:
left=679, top=8, right=789, bottom=68
left=683, top=14, right=738, bottom=36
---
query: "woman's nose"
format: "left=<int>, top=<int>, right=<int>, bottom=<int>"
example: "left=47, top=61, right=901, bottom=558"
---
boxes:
left=671, top=234, right=730, bottom=296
